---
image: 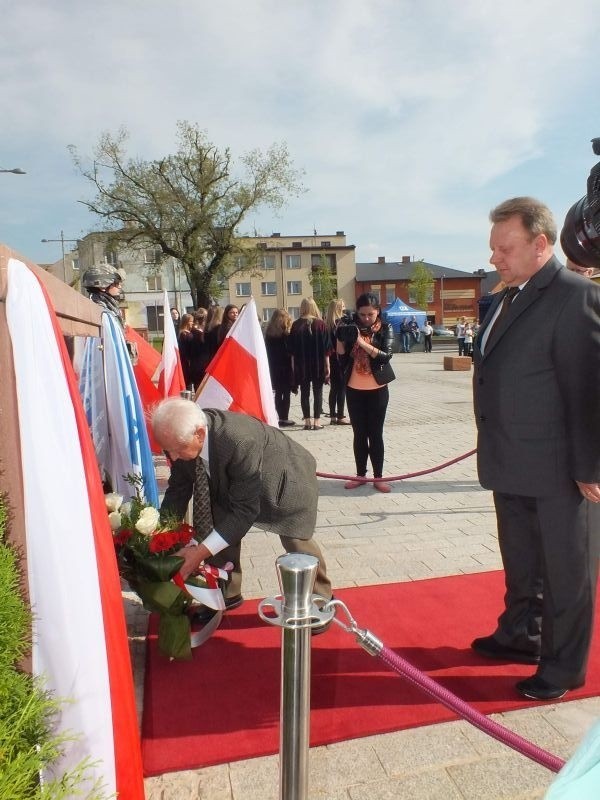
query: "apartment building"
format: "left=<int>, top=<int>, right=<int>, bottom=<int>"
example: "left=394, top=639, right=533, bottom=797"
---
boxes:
left=76, top=230, right=355, bottom=331
left=232, top=231, right=356, bottom=322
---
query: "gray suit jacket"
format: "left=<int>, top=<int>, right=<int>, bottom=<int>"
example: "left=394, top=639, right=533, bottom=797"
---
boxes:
left=161, top=409, right=318, bottom=545
left=473, top=257, right=600, bottom=496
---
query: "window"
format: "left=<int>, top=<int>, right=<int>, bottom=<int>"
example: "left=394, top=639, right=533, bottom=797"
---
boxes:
left=292, top=241, right=302, bottom=248
left=288, top=306, right=300, bottom=320
left=287, top=280, right=302, bottom=295
left=259, top=254, right=276, bottom=270
left=386, top=287, right=395, bottom=305
left=234, top=255, right=248, bottom=269
left=144, top=247, right=160, bottom=263
left=146, top=304, right=164, bottom=331
left=104, top=250, right=118, bottom=266
left=262, top=307, right=277, bottom=323
left=261, top=281, right=277, bottom=296
left=146, top=274, right=163, bottom=291
left=320, top=241, right=331, bottom=248
left=369, top=285, right=381, bottom=305
left=258, top=242, right=268, bottom=250
left=286, top=254, right=301, bottom=269
left=311, top=253, right=337, bottom=273
left=235, top=282, right=251, bottom=297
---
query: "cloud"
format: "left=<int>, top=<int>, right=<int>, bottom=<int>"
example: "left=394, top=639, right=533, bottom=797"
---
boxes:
left=2, top=0, right=599, bottom=267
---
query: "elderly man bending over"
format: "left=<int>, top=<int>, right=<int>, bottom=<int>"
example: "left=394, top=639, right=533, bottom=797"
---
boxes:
left=152, top=398, right=332, bottom=618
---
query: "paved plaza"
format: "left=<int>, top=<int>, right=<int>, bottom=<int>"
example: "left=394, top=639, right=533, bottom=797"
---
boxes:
left=130, top=349, right=600, bottom=799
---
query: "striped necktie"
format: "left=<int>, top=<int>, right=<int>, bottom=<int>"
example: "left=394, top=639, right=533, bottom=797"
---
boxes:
left=193, top=457, right=213, bottom=540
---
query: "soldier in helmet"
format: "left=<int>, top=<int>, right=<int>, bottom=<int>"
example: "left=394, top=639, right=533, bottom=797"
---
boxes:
left=82, top=266, right=125, bottom=327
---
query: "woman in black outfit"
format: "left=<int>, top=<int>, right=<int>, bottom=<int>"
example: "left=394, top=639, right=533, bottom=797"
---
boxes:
left=337, top=292, right=395, bottom=493
left=264, top=308, right=295, bottom=427
left=289, top=298, right=331, bottom=430
left=325, top=298, right=351, bottom=425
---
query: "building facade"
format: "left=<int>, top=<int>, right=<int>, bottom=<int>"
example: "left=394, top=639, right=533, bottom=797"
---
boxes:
left=76, top=230, right=356, bottom=332
left=355, top=256, right=486, bottom=327
left=232, top=231, right=356, bottom=322
left=76, top=232, right=194, bottom=334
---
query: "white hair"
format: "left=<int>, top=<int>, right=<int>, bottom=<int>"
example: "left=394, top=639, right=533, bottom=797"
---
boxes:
left=151, top=398, right=207, bottom=444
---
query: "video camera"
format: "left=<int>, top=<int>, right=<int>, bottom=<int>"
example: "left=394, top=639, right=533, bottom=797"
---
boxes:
left=337, top=311, right=378, bottom=345
left=560, top=138, right=600, bottom=270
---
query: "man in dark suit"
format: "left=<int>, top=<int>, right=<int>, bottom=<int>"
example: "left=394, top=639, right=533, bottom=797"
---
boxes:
left=472, top=197, right=600, bottom=700
left=152, top=397, right=332, bottom=614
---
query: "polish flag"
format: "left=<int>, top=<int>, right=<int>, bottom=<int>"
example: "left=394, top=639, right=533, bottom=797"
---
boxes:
left=196, top=298, right=278, bottom=426
left=5, top=258, right=144, bottom=798
left=156, top=290, right=186, bottom=397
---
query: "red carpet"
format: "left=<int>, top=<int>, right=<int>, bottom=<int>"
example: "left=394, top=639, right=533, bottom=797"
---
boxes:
left=141, top=570, right=600, bottom=776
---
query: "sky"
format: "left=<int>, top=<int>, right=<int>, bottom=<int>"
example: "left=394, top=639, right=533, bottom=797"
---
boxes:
left=2, top=0, right=600, bottom=272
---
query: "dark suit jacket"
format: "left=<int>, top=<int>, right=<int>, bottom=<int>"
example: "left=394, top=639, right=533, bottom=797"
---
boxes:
left=473, top=257, right=600, bottom=496
left=161, top=409, right=318, bottom=545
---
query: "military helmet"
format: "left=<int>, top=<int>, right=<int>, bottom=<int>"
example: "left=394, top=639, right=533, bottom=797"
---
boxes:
left=82, top=265, right=122, bottom=291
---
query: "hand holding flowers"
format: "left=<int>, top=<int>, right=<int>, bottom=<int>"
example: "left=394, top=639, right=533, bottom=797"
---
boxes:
left=106, top=475, right=227, bottom=659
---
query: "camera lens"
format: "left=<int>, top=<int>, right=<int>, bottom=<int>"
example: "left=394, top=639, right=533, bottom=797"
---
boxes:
left=560, top=160, right=600, bottom=270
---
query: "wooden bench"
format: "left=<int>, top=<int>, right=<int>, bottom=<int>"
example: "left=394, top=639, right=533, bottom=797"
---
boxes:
left=443, top=356, right=472, bottom=371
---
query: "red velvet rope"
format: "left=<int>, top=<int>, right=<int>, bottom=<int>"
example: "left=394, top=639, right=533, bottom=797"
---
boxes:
left=316, top=448, right=477, bottom=483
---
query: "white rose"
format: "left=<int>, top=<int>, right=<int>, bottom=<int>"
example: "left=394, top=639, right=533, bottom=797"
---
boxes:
left=105, top=493, right=123, bottom=513
left=120, top=501, right=132, bottom=518
left=108, top=511, right=122, bottom=530
left=135, top=506, right=160, bottom=536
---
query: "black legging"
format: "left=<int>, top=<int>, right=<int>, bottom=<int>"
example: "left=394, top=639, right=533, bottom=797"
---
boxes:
left=273, top=385, right=291, bottom=421
left=328, top=358, right=346, bottom=419
left=345, top=385, right=389, bottom=478
left=300, top=379, right=324, bottom=419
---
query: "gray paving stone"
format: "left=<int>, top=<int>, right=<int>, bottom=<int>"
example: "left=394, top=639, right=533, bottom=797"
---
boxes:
left=348, top=769, right=464, bottom=799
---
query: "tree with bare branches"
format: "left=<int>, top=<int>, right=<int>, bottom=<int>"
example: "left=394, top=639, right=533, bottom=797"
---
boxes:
left=69, top=122, right=304, bottom=308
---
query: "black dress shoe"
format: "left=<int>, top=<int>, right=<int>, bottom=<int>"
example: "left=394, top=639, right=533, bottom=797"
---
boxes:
left=515, top=676, right=574, bottom=701
left=471, top=635, right=540, bottom=665
left=191, top=594, right=244, bottom=623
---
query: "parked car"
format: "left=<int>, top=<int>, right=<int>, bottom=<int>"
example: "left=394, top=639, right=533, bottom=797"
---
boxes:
left=432, top=325, right=455, bottom=337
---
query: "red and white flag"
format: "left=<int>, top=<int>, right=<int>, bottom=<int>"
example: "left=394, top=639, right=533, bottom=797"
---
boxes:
left=196, top=298, right=278, bottom=426
left=156, top=290, right=186, bottom=397
left=5, top=258, right=144, bottom=799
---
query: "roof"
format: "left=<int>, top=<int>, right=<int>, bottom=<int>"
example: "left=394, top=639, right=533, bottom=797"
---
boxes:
left=355, top=260, right=486, bottom=281
left=479, top=269, right=503, bottom=295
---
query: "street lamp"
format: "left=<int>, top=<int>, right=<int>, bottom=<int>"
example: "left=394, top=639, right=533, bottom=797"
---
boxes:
left=440, top=274, right=445, bottom=325
left=41, top=230, right=79, bottom=283
left=0, top=167, right=26, bottom=174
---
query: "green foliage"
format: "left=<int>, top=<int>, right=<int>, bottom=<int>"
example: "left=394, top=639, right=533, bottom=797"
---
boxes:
left=70, top=121, right=305, bottom=308
left=308, top=254, right=337, bottom=313
left=407, top=260, right=434, bottom=310
left=0, top=493, right=112, bottom=799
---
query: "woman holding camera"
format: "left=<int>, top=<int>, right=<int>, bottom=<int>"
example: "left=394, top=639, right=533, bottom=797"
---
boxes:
left=337, top=292, right=395, bottom=493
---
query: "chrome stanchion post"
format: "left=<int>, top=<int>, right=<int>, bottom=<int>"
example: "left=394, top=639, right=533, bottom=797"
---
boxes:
left=258, top=553, right=335, bottom=800
left=277, top=553, right=316, bottom=800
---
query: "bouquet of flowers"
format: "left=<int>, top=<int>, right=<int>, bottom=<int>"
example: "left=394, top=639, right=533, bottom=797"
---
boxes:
left=106, top=475, right=226, bottom=660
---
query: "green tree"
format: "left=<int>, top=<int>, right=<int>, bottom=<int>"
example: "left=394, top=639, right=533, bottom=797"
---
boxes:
left=69, top=122, right=304, bottom=308
left=308, top=254, right=337, bottom=314
left=407, top=260, right=434, bottom=310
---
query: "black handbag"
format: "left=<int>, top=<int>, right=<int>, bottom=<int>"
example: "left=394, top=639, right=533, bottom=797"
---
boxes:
left=372, top=360, right=395, bottom=386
